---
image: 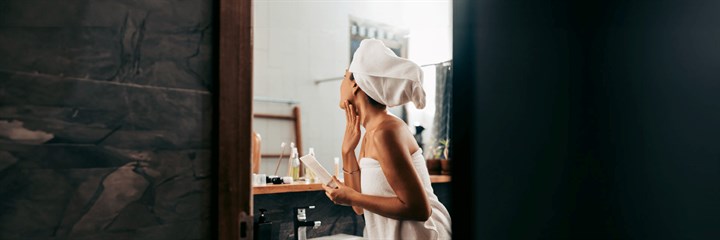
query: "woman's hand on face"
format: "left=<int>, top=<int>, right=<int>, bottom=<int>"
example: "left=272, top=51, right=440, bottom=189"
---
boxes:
left=342, top=100, right=361, bottom=154
left=322, top=176, right=356, bottom=206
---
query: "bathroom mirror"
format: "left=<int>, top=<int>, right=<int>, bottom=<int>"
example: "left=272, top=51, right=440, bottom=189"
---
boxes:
left=251, top=0, right=453, bottom=177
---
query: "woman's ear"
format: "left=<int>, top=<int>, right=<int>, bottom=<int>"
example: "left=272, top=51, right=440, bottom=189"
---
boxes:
left=352, top=84, right=361, bottom=95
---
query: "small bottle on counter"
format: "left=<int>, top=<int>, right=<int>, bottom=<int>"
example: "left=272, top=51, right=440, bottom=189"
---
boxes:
left=291, top=147, right=300, bottom=180
left=287, top=147, right=296, bottom=178
left=282, top=176, right=294, bottom=184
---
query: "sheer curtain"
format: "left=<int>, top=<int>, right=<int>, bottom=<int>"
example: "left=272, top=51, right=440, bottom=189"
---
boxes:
left=431, top=61, right=452, bottom=158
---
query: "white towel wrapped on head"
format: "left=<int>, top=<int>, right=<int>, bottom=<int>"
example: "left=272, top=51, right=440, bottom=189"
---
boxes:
left=349, top=39, right=426, bottom=109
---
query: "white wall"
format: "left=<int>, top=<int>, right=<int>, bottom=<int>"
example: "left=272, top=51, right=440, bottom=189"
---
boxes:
left=253, top=0, right=452, bottom=176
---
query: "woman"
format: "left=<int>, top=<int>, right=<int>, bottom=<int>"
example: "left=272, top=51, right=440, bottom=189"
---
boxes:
left=322, top=39, right=451, bottom=239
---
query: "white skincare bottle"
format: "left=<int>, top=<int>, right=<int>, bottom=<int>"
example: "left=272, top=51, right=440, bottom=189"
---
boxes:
left=287, top=147, right=296, bottom=178
left=290, top=147, right=300, bottom=180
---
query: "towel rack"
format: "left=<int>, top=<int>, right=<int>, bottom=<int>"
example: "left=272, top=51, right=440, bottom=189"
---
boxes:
left=253, top=106, right=305, bottom=175
left=254, top=96, right=299, bottom=105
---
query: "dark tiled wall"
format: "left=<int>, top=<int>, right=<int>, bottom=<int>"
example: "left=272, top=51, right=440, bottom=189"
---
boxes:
left=254, top=191, right=364, bottom=240
left=253, top=182, right=451, bottom=240
left=0, top=1, right=214, bottom=239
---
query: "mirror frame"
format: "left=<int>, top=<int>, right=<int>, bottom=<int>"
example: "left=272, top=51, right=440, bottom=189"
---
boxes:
left=218, top=0, right=253, bottom=239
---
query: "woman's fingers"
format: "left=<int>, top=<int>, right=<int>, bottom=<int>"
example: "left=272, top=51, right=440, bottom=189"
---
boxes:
left=346, top=102, right=353, bottom=123
left=343, top=101, right=351, bottom=122
left=343, top=100, right=360, bottom=129
left=354, top=113, right=360, bottom=130
left=348, top=103, right=356, bottom=120
left=331, top=176, right=347, bottom=190
left=323, top=185, right=337, bottom=203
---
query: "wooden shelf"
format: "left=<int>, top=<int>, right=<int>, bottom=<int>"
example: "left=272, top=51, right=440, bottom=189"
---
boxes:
left=429, top=175, right=451, bottom=183
left=253, top=175, right=451, bottom=195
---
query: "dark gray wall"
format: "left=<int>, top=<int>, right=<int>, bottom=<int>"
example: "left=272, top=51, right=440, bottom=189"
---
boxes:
left=254, top=191, right=364, bottom=240
left=453, top=0, right=720, bottom=239
left=253, top=182, right=450, bottom=240
left=0, top=1, right=215, bottom=239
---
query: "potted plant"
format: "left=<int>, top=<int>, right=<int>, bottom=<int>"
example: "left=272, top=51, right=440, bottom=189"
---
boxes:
left=426, top=138, right=450, bottom=175
left=437, top=138, right=451, bottom=175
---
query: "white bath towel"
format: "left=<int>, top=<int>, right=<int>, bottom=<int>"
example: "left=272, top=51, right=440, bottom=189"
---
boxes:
left=349, top=39, right=426, bottom=109
left=359, top=149, right=452, bottom=239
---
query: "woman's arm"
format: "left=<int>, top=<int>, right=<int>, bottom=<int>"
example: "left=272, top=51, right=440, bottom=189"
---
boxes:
left=342, top=151, right=364, bottom=215
left=341, top=101, right=363, bottom=215
left=326, top=128, right=431, bottom=221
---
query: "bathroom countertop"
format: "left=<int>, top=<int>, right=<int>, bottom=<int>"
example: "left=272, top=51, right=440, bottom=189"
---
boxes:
left=253, top=175, right=450, bottom=195
left=253, top=182, right=326, bottom=195
left=307, top=233, right=365, bottom=240
left=430, top=174, right=451, bottom=183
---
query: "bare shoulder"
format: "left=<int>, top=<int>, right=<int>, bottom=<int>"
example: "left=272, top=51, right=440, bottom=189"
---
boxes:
left=370, top=116, right=419, bottom=154
left=373, top=117, right=408, bottom=139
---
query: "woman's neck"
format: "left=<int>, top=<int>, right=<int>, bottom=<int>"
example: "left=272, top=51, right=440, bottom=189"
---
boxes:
left=356, top=100, right=387, bottom=130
